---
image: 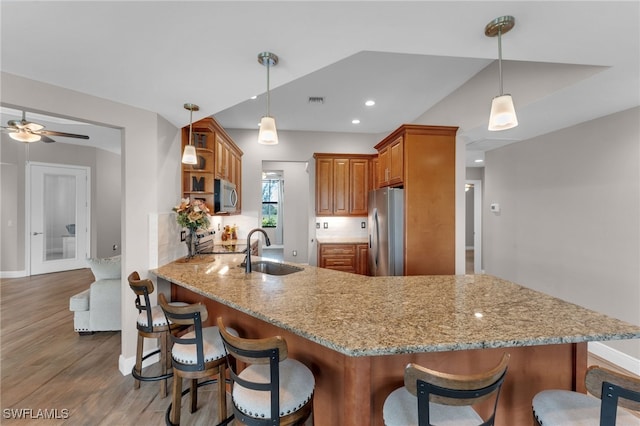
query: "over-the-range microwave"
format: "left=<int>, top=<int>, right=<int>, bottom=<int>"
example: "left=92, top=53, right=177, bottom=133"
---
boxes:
left=214, top=179, right=238, bottom=214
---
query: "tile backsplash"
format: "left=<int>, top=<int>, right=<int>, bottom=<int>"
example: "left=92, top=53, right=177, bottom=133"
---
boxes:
left=314, top=216, right=368, bottom=239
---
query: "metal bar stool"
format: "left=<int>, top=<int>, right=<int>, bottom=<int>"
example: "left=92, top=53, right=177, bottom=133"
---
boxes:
left=159, top=293, right=238, bottom=426
left=383, top=353, right=510, bottom=426
left=533, top=365, right=640, bottom=425
left=128, top=271, right=187, bottom=398
left=217, top=316, right=315, bottom=426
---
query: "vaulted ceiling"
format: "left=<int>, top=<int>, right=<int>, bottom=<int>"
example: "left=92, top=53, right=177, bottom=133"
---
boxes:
left=2, top=1, right=638, bottom=166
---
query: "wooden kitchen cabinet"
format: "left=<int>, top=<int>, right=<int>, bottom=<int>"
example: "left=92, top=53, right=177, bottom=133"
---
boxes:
left=356, top=243, right=369, bottom=275
left=314, top=154, right=375, bottom=216
left=318, top=242, right=368, bottom=275
left=181, top=117, right=243, bottom=215
left=376, top=136, right=403, bottom=187
left=374, top=125, right=458, bottom=275
left=370, top=156, right=379, bottom=190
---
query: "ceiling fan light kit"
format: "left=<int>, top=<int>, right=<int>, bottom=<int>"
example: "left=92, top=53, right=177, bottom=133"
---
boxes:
left=181, top=103, right=199, bottom=165
left=9, top=129, right=42, bottom=143
left=257, top=51, right=279, bottom=145
left=485, top=15, right=518, bottom=131
left=2, top=111, right=89, bottom=143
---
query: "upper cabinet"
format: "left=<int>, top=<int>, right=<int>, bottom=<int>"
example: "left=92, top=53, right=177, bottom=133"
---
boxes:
left=314, top=153, right=375, bottom=216
left=376, top=135, right=404, bottom=188
left=181, top=117, right=243, bottom=215
left=375, top=124, right=458, bottom=275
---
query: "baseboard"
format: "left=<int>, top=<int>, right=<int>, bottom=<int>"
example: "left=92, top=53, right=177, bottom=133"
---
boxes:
left=0, top=270, right=27, bottom=278
left=588, top=341, right=640, bottom=376
left=118, top=349, right=161, bottom=376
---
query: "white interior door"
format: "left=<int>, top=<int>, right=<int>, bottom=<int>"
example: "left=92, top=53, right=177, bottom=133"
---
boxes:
left=28, top=162, right=90, bottom=275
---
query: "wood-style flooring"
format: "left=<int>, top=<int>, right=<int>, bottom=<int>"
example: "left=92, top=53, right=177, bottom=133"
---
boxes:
left=1, top=269, right=230, bottom=425
left=1, top=269, right=638, bottom=425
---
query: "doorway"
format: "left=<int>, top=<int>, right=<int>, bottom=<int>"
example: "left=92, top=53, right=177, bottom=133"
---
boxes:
left=465, top=179, right=482, bottom=274
left=27, top=162, right=90, bottom=275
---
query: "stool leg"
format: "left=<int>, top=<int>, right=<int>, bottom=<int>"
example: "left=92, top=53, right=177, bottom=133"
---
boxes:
left=218, top=364, right=227, bottom=423
left=171, top=372, right=182, bottom=425
left=134, top=332, right=144, bottom=390
left=159, top=332, right=167, bottom=398
left=190, top=378, right=198, bottom=413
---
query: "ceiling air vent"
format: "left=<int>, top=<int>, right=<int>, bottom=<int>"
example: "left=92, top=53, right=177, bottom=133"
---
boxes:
left=308, top=96, right=325, bottom=105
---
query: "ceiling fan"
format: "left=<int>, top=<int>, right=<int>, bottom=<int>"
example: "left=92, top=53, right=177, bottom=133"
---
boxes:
left=1, top=110, right=89, bottom=143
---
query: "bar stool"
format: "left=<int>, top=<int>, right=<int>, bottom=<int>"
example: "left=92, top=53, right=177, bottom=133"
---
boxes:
left=217, top=316, right=315, bottom=426
left=383, top=353, right=510, bottom=426
left=532, top=365, right=640, bottom=425
left=128, top=271, right=187, bottom=398
left=158, top=294, right=238, bottom=426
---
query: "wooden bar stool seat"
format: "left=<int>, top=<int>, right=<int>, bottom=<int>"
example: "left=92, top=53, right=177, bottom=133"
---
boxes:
left=159, top=293, right=238, bottom=426
left=383, top=353, right=510, bottom=426
left=128, top=271, right=188, bottom=398
left=532, top=365, right=640, bottom=426
left=217, top=317, right=315, bottom=426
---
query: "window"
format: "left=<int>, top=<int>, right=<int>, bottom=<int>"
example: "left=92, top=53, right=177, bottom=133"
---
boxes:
left=261, top=179, right=280, bottom=228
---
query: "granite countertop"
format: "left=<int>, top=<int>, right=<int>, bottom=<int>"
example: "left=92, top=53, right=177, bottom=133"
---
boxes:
left=151, top=254, right=640, bottom=357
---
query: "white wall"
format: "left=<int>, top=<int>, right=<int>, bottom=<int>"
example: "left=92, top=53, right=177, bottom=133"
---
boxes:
left=0, top=133, right=122, bottom=270
left=1, top=72, right=175, bottom=373
left=484, top=107, right=640, bottom=362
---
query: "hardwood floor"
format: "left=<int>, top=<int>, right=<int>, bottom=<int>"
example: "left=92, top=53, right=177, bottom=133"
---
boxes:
left=1, top=269, right=230, bottom=425
left=1, top=269, right=637, bottom=424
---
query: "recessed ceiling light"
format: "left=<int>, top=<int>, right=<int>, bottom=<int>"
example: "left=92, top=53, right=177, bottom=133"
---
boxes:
left=365, top=100, right=375, bottom=107
left=474, top=159, right=484, bottom=163
left=250, top=95, right=257, bottom=100
left=352, top=119, right=360, bottom=124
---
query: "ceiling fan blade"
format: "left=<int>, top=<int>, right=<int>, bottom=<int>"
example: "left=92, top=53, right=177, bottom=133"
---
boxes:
left=1, top=126, right=18, bottom=133
left=40, top=135, right=56, bottom=143
left=38, top=130, right=89, bottom=140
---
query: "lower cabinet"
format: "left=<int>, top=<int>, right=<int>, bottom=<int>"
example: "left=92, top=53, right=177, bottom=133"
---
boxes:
left=318, top=243, right=368, bottom=275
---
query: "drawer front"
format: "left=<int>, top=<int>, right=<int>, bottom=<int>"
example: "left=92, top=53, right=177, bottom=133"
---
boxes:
left=321, top=256, right=356, bottom=273
left=320, top=244, right=356, bottom=256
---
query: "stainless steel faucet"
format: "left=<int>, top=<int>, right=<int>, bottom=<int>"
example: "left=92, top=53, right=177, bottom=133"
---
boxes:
left=244, top=228, right=271, bottom=273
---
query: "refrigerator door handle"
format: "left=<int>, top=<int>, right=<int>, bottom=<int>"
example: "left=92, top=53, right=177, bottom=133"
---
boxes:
left=373, top=208, right=379, bottom=269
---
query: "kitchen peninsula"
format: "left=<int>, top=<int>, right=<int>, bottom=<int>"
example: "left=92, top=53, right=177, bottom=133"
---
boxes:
left=152, top=254, right=640, bottom=426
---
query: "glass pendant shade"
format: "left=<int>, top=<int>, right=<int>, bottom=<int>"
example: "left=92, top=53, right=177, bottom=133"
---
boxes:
left=181, top=144, right=197, bottom=164
left=488, top=94, right=518, bottom=131
left=9, top=130, right=41, bottom=143
left=258, top=116, right=279, bottom=145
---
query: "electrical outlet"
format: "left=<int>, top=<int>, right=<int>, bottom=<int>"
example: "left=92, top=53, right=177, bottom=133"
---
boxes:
left=292, top=250, right=297, bottom=257
left=361, top=221, right=366, bottom=228
left=181, top=230, right=186, bottom=242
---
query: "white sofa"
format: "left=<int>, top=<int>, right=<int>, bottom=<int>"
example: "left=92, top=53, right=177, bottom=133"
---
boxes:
left=69, top=255, right=122, bottom=334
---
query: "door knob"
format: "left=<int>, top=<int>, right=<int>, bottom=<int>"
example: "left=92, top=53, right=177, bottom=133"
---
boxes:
left=33, top=232, right=43, bottom=235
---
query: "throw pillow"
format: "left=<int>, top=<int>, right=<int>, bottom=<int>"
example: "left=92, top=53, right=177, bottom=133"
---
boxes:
left=86, top=255, right=121, bottom=280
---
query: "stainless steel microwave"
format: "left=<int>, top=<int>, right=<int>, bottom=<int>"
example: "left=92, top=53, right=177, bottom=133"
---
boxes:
left=214, top=179, right=238, bottom=213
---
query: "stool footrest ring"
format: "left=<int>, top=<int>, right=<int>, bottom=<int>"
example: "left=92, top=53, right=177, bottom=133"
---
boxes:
left=132, top=348, right=173, bottom=382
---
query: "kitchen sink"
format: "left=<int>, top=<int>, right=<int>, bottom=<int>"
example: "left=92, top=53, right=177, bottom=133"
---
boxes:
left=249, top=261, right=303, bottom=276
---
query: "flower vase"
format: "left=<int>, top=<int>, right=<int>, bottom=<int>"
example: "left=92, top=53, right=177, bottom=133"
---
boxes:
left=185, top=229, right=197, bottom=259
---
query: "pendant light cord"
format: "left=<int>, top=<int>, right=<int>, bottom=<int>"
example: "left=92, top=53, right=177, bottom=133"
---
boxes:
left=266, top=59, right=271, bottom=117
left=189, top=108, right=194, bottom=146
left=497, top=26, right=503, bottom=96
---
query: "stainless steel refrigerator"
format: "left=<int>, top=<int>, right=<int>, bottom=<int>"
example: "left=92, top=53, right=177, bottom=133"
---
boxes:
left=368, top=187, right=404, bottom=276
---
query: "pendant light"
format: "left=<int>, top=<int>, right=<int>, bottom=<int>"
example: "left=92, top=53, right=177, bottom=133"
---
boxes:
left=485, top=15, right=518, bottom=131
left=181, top=103, right=199, bottom=164
left=257, top=51, right=279, bottom=145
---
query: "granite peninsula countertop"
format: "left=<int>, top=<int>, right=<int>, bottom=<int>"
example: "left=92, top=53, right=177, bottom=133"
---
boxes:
left=151, top=254, right=640, bottom=357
